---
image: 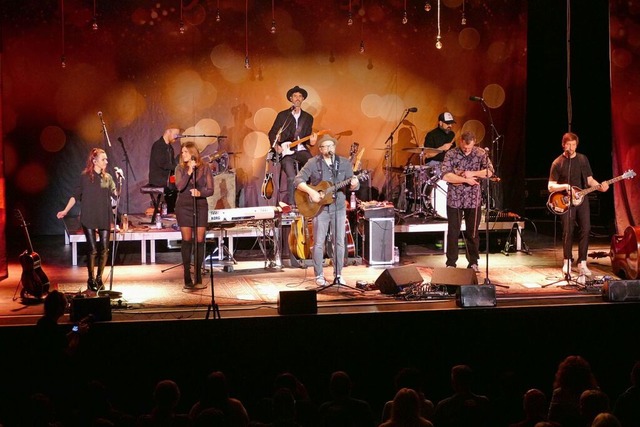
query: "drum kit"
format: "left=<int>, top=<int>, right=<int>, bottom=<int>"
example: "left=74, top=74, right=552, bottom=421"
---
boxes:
left=397, top=146, right=447, bottom=220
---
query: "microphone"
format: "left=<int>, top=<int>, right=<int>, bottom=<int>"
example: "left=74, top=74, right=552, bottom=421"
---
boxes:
left=175, top=134, right=185, bottom=139
left=117, top=137, right=124, bottom=144
left=97, top=111, right=104, bottom=122
left=406, top=107, right=418, bottom=112
left=469, top=96, right=484, bottom=102
left=113, top=167, right=125, bottom=180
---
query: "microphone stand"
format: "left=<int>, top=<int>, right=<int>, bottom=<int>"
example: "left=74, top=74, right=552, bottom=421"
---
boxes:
left=480, top=157, right=508, bottom=289
left=118, top=137, right=137, bottom=214
left=99, top=173, right=123, bottom=299
left=478, top=100, right=503, bottom=210
left=383, top=110, right=411, bottom=202
left=192, top=162, right=199, bottom=286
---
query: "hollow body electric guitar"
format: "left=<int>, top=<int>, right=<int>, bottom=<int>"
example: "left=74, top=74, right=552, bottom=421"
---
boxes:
left=546, top=169, right=636, bottom=215
left=15, top=209, right=50, bottom=299
left=294, top=171, right=369, bottom=218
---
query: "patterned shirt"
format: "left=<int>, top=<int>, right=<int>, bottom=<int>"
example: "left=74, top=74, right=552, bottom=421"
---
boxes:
left=441, top=146, right=494, bottom=209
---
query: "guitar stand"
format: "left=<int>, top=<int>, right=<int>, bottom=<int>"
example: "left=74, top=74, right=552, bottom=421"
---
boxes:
left=501, top=222, right=531, bottom=255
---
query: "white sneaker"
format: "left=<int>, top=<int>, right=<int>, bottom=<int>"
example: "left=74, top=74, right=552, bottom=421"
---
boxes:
left=316, top=276, right=327, bottom=286
left=469, top=264, right=480, bottom=274
left=562, top=260, right=572, bottom=275
left=578, top=261, right=592, bottom=276
left=336, top=276, right=346, bottom=285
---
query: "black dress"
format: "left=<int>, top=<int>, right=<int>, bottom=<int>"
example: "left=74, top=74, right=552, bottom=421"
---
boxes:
left=174, top=164, right=214, bottom=227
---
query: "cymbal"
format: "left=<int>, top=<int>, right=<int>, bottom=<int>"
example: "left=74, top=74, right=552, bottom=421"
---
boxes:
left=402, top=147, right=443, bottom=155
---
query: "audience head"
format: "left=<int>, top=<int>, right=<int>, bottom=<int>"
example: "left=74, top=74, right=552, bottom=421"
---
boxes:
left=153, top=380, right=181, bottom=412
left=329, top=371, right=352, bottom=399
left=394, top=367, right=424, bottom=394
left=629, top=360, right=640, bottom=386
left=580, top=389, right=610, bottom=424
left=201, top=370, right=229, bottom=405
left=523, top=388, right=548, bottom=421
left=272, top=387, right=296, bottom=421
left=194, top=408, right=227, bottom=427
left=553, top=355, right=598, bottom=392
left=274, top=371, right=309, bottom=400
left=591, top=412, right=622, bottom=427
left=451, top=364, right=474, bottom=392
left=43, top=290, right=67, bottom=321
left=390, top=388, right=422, bottom=423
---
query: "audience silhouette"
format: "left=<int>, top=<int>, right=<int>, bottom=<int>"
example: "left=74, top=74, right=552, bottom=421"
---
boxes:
left=317, top=371, right=375, bottom=427
left=379, top=388, right=433, bottom=427
left=189, top=371, right=249, bottom=426
left=138, top=380, right=190, bottom=427
left=432, top=364, right=492, bottom=427
left=612, top=360, right=640, bottom=427
left=508, top=388, right=548, bottom=427
left=381, top=368, right=434, bottom=423
left=548, top=355, right=599, bottom=427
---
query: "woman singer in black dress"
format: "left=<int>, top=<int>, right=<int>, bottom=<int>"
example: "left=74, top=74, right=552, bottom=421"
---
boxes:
left=57, top=148, right=118, bottom=291
left=175, top=141, right=214, bottom=288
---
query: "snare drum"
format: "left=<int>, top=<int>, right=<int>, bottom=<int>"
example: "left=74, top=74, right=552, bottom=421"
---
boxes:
left=426, top=179, right=448, bottom=219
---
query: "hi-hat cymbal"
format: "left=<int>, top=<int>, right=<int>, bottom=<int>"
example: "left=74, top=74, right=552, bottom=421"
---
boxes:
left=402, top=147, right=443, bottom=155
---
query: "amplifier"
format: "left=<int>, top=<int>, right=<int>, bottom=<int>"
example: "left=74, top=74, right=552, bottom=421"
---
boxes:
left=363, top=217, right=394, bottom=265
left=361, top=202, right=395, bottom=219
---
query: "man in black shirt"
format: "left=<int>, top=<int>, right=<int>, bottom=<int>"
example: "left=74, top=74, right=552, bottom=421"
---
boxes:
left=424, top=111, right=456, bottom=167
left=149, top=128, right=180, bottom=213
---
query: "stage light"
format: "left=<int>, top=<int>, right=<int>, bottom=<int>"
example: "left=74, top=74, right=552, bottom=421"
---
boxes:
left=425, top=2, right=432, bottom=12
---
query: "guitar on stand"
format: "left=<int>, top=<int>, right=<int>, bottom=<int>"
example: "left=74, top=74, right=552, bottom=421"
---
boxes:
left=14, top=209, right=50, bottom=301
left=546, top=169, right=635, bottom=215
left=261, top=152, right=275, bottom=200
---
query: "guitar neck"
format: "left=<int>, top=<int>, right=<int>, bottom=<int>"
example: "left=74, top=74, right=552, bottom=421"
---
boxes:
left=325, top=177, right=354, bottom=195
left=577, top=175, right=625, bottom=197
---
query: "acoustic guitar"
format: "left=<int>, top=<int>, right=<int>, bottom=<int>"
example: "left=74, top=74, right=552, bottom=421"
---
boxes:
left=294, top=171, right=369, bottom=218
left=288, top=216, right=312, bottom=260
left=546, top=169, right=635, bottom=215
left=15, top=209, right=50, bottom=299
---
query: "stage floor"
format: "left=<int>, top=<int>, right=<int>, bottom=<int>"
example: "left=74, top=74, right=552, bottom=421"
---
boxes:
left=0, top=228, right=619, bottom=326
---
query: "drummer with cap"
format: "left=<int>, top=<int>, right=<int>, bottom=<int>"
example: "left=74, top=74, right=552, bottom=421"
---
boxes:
left=423, top=111, right=456, bottom=170
left=268, top=85, right=318, bottom=205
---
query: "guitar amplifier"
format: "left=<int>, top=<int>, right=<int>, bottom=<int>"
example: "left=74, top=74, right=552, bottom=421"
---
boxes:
left=363, top=217, right=394, bottom=265
left=361, top=202, right=395, bottom=219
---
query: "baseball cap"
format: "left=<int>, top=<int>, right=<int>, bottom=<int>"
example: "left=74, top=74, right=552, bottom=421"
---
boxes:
left=438, top=112, right=456, bottom=124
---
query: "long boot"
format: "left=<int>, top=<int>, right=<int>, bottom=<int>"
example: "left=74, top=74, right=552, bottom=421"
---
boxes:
left=95, top=248, right=109, bottom=291
left=195, top=242, right=205, bottom=285
left=87, top=253, right=97, bottom=291
left=181, top=241, right=193, bottom=288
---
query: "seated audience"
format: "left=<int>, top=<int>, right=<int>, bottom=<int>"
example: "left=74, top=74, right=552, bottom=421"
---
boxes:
left=380, top=388, right=433, bottom=427
left=138, top=380, right=190, bottom=427
left=189, top=371, right=249, bottom=427
left=317, top=371, right=375, bottom=427
left=381, top=368, right=434, bottom=423
left=548, top=355, right=599, bottom=427
left=509, top=389, right=548, bottom=427
left=613, top=360, right=640, bottom=427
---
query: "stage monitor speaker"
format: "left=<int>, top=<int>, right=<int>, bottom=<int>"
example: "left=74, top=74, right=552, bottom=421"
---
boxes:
left=431, top=267, right=478, bottom=294
left=363, top=218, right=394, bottom=265
left=376, top=265, right=424, bottom=295
left=456, top=285, right=497, bottom=307
left=603, top=279, right=640, bottom=302
left=70, top=296, right=112, bottom=322
left=278, top=290, right=317, bottom=315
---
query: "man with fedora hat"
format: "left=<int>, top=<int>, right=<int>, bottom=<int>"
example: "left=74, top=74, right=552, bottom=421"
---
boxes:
left=268, top=85, right=318, bottom=205
left=423, top=111, right=457, bottom=166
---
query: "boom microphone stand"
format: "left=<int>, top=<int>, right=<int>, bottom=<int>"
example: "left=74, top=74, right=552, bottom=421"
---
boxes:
left=99, top=172, right=123, bottom=299
left=383, top=109, right=413, bottom=202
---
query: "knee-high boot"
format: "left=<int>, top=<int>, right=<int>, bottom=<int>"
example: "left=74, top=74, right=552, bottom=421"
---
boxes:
left=181, top=241, right=193, bottom=287
left=195, top=242, right=205, bottom=284
left=87, top=252, right=97, bottom=291
left=95, top=248, right=109, bottom=290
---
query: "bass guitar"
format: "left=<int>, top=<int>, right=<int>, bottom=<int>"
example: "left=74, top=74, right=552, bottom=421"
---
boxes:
left=294, top=171, right=369, bottom=218
left=546, top=169, right=635, bottom=215
left=15, top=209, right=50, bottom=299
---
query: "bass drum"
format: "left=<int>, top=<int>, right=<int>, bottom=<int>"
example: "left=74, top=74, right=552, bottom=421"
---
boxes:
left=424, top=179, right=448, bottom=219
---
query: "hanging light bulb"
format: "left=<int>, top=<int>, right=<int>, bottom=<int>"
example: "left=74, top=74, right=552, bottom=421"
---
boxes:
left=435, top=35, right=442, bottom=49
left=359, top=40, right=365, bottom=53
left=61, top=55, right=66, bottom=68
left=461, top=13, right=467, bottom=25
left=402, top=11, right=408, bottom=24
left=216, top=8, right=221, bottom=22
left=347, top=11, right=353, bottom=26
left=179, top=20, right=185, bottom=34
left=367, top=58, right=373, bottom=70
left=424, top=2, right=432, bottom=12
left=245, top=56, right=250, bottom=69
left=92, top=17, right=98, bottom=31
left=270, top=20, right=276, bottom=34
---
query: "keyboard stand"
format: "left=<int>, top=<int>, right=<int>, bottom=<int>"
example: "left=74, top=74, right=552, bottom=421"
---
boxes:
left=140, top=186, right=165, bottom=224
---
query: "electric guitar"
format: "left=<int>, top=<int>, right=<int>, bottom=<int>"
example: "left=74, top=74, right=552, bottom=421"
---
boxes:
left=294, top=171, right=369, bottom=218
left=546, top=169, right=636, bottom=215
left=15, top=209, right=50, bottom=299
left=277, top=130, right=330, bottom=158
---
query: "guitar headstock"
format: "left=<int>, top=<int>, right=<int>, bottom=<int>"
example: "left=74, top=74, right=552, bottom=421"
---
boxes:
left=356, top=170, right=370, bottom=181
left=623, top=169, right=636, bottom=180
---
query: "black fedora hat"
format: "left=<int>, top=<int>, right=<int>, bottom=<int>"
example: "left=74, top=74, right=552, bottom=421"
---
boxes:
left=286, top=85, right=308, bottom=100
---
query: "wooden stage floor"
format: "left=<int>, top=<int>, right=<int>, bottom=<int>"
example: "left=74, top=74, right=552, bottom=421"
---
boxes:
left=0, top=227, right=622, bottom=326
